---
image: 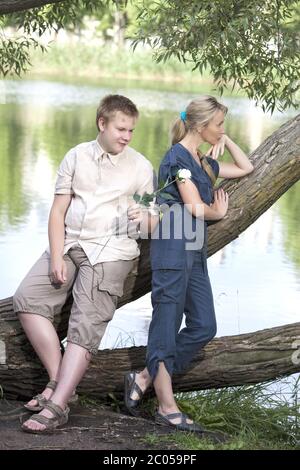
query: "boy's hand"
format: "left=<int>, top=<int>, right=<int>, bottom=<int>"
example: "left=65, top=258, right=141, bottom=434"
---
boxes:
left=50, top=257, right=67, bottom=284
left=127, top=203, right=143, bottom=225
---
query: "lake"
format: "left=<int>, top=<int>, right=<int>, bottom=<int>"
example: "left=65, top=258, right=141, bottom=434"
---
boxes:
left=0, top=77, right=299, bottom=352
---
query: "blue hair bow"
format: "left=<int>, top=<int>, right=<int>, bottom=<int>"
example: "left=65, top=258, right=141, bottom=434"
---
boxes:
left=180, top=111, right=187, bottom=121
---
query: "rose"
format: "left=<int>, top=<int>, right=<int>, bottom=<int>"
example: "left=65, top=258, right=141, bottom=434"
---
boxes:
left=134, top=168, right=192, bottom=207
left=177, top=169, right=192, bottom=182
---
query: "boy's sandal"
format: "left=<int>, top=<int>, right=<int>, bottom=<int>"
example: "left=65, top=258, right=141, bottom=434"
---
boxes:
left=155, top=411, right=204, bottom=433
left=124, top=371, right=145, bottom=416
left=24, top=380, right=58, bottom=412
left=46, top=380, right=58, bottom=391
left=21, top=400, right=70, bottom=434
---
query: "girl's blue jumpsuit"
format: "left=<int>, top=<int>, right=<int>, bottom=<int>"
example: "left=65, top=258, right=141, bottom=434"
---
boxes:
left=146, top=143, right=219, bottom=380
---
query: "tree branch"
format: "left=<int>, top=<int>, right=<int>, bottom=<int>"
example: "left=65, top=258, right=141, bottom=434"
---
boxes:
left=0, top=0, right=64, bottom=15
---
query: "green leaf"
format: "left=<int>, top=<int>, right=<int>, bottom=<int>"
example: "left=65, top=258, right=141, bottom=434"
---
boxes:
left=141, top=192, right=154, bottom=202
left=140, top=200, right=150, bottom=207
left=159, top=192, right=176, bottom=200
left=133, top=193, right=141, bottom=203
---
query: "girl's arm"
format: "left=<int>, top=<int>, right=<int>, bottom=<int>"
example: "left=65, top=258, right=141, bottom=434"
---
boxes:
left=209, top=135, right=254, bottom=179
left=177, top=179, right=228, bottom=220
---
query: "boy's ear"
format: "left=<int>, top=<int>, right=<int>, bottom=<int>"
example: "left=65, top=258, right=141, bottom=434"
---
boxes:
left=98, top=117, right=105, bottom=132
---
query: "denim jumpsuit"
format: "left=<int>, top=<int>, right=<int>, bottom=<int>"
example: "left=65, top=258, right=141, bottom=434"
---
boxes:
left=146, top=143, right=219, bottom=380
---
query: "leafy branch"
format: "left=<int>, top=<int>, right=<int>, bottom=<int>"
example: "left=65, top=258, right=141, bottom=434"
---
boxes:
left=132, top=0, right=300, bottom=113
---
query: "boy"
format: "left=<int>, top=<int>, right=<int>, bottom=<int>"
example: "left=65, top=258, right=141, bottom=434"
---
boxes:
left=14, top=94, right=155, bottom=433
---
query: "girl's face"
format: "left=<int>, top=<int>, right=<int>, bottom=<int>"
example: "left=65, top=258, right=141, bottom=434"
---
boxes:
left=199, top=109, right=225, bottom=145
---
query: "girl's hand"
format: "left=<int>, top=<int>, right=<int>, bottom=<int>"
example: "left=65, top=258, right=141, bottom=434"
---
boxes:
left=50, top=257, right=67, bottom=284
left=211, top=188, right=229, bottom=219
left=207, top=135, right=227, bottom=160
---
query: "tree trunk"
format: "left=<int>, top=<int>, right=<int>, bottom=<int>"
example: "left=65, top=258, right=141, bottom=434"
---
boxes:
left=1, top=293, right=299, bottom=399
left=83, top=322, right=300, bottom=396
left=0, top=0, right=63, bottom=14
left=208, top=113, right=300, bottom=255
left=0, top=116, right=299, bottom=399
left=113, top=10, right=127, bottom=49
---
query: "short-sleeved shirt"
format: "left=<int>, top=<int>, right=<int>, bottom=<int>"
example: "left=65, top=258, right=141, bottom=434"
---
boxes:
left=156, top=143, right=219, bottom=206
left=52, top=137, right=155, bottom=265
left=151, top=143, right=219, bottom=270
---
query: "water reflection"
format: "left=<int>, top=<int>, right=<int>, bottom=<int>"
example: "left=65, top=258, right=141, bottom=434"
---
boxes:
left=278, top=183, right=300, bottom=272
left=0, top=78, right=299, bottom=348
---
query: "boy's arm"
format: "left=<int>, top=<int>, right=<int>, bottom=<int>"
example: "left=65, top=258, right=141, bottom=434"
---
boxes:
left=48, top=194, right=72, bottom=284
left=131, top=163, right=158, bottom=234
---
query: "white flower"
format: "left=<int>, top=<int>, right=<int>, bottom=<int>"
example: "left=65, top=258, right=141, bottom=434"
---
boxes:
left=177, top=169, right=192, bottom=182
left=134, top=168, right=192, bottom=207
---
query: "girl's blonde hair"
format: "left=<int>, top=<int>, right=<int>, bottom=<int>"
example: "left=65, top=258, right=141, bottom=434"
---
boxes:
left=171, top=96, right=228, bottom=145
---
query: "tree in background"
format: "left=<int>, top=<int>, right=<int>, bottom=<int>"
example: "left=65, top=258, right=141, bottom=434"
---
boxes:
left=0, top=1, right=107, bottom=75
left=0, top=0, right=299, bottom=112
left=132, top=0, right=300, bottom=112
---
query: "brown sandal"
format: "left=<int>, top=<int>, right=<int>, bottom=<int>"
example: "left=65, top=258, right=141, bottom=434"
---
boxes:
left=21, top=400, right=70, bottom=434
left=24, top=380, right=78, bottom=411
left=24, top=380, right=58, bottom=412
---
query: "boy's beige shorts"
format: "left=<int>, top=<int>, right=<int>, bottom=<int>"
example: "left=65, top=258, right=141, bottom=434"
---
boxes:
left=13, top=246, right=134, bottom=354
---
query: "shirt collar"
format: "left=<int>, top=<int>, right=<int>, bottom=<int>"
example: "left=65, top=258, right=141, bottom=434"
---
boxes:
left=94, top=136, right=125, bottom=166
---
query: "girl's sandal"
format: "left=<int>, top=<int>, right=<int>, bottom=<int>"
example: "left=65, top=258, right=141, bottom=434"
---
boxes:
left=155, top=411, right=204, bottom=433
left=124, top=371, right=145, bottom=416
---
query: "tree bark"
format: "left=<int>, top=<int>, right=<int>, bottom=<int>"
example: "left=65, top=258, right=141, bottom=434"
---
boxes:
left=0, top=115, right=299, bottom=399
left=1, top=293, right=299, bottom=399
left=208, top=113, right=300, bottom=255
left=0, top=0, right=63, bottom=14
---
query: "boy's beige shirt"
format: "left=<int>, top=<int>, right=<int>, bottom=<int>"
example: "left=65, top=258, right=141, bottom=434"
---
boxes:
left=53, top=138, right=155, bottom=265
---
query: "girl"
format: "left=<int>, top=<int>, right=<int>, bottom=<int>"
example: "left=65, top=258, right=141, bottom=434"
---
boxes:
left=124, top=96, right=254, bottom=431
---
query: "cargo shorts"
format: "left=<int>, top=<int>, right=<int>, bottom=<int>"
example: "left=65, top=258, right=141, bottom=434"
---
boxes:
left=13, top=246, right=135, bottom=354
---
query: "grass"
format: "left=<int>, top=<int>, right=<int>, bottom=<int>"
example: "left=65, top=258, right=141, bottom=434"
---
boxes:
left=0, top=376, right=298, bottom=449
left=27, top=43, right=216, bottom=93
left=29, top=43, right=207, bottom=78
left=76, top=375, right=300, bottom=450
left=141, top=376, right=300, bottom=450
left=78, top=391, right=124, bottom=414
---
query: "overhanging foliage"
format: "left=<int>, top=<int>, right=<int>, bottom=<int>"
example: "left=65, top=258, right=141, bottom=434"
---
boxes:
left=0, top=0, right=299, bottom=112
left=133, top=0, right=300, bottom=113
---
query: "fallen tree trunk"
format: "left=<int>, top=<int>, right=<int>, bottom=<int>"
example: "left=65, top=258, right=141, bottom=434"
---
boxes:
left=85, top=322, right=300, bottom=396
left=0, top=115, right=299, bottom=399
left=1, top=294, right=299, bottom=399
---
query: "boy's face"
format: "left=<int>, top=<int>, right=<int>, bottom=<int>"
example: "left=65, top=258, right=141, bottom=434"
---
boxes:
left=98, top=111, right=137, bottom=155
